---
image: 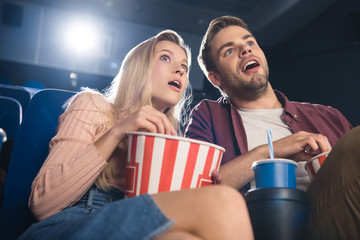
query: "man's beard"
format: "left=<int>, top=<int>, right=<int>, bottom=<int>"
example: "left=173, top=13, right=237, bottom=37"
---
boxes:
left=222, top=71, right=269, bottom=101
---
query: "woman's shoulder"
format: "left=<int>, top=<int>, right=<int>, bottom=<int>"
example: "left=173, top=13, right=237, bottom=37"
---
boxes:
left=67, top=89, right=113, bottom=112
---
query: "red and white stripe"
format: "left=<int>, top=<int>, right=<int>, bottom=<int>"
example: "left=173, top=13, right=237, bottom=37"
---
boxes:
left=125, top=134, right=223, bottom=197
left=306, top=154, right=327, bottom=180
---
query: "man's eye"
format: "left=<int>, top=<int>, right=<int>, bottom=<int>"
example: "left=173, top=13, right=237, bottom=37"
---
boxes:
left=248, top=41, right=254, bottom=46
left=225, top=48, right=234, bottom=56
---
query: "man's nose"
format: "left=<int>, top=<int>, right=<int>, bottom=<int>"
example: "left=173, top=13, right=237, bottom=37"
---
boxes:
left=241, top=47, right=252, bottom=57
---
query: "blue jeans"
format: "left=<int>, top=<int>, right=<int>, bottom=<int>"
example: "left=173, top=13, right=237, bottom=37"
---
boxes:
left=19, top=185, right=174, bottom=240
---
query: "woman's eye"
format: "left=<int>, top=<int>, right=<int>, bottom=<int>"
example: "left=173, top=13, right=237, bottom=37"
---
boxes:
left=160, top=55, right=170, bottom=62
left=182, top=64, right=188, bottom=72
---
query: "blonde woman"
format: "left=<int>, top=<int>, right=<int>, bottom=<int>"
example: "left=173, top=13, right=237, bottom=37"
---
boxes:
left=19, top=30, right=253, bottom=240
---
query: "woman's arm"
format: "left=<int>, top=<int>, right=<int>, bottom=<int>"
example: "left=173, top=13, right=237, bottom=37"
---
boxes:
left=29, top=92, right=111, bottom=220
left=30, top=91, right=178, bottom=220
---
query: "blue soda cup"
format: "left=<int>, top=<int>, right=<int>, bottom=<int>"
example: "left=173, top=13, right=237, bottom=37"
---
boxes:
left=251, top=159, right=297, bottom=189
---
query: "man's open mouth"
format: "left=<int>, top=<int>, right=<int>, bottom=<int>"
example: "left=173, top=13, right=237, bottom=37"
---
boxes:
left=243, top=60, right=260, bottom=71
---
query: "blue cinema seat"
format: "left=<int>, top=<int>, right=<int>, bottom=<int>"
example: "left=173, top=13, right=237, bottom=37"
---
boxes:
left=0, top=128, right=7, bottom=154
left=0, top=89, right=76, bottom=240
left=0, top=76, right=11, bottom=85
left=0, top=84, right=32, bottom=115
left=23, top=80, right=45, bottom=90
left=0, top=89, right=27, bottom=203
left=0, top=96, right=22, bottom=141
left=0, top=96, right=22, bottom=207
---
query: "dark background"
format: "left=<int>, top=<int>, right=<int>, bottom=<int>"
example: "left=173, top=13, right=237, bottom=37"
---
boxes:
left=0, top=0, right=359, bottom=126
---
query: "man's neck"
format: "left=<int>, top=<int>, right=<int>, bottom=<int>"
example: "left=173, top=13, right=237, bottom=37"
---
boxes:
left=231, top=85, right=282, bottom=109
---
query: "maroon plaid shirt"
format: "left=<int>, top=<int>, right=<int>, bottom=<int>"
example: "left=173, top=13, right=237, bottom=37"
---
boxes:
left=184, top=90, right=352, bottom=166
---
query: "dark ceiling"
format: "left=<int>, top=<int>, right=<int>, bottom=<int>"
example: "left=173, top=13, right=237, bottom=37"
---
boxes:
left=12, top=0, right=343, bottom=47
left=1, top=0, right=360, bottom=126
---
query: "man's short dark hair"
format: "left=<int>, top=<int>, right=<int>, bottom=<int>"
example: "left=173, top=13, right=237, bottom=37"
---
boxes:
left=198, top=16, right=250, bottom=77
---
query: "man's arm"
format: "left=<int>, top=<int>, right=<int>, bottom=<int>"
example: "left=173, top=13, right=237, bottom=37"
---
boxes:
left=217, top=144, right=268, bottom=189
left=185, top=100, right=332, bottom=190
left=217, top=131, right=332, bottom=189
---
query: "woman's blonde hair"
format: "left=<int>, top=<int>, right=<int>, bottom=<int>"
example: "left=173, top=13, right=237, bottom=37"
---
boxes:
left=105, top=29, right=191, bottom=125
left=95, top=29, right=192, bottom=190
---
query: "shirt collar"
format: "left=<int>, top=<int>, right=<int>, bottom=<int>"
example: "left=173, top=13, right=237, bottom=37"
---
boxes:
left=219, top=90, right=300, bottom=121
left=274, top=90, right=300, bottom=121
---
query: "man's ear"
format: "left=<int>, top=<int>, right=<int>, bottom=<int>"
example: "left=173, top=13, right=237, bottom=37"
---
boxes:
left=208, top=72, right=221, bottom=88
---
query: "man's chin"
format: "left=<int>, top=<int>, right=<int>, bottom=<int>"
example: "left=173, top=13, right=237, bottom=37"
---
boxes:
left=239, top=83, right=268, bottom=101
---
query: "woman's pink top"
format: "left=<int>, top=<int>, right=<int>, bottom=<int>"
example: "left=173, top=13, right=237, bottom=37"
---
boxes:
left=29, top=92, right=124, bottom=220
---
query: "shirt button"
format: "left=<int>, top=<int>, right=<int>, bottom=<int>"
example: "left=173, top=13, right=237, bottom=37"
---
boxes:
left=294, top=114, right=297, bottom=118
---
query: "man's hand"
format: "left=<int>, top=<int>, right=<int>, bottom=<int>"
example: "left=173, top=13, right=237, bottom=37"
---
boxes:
left=273, top=131, right=331, bottom=162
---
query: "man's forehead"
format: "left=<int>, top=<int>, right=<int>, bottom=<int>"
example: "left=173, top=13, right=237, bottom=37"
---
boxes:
left=212, top=26, right=253, bottom=47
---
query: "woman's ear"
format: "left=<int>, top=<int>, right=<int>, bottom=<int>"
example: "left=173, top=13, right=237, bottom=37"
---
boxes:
left=208, top=72, right=221, bottom=88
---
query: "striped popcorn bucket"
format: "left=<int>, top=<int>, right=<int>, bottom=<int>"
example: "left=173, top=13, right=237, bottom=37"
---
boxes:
left=304, top=152, right=329, bottom=180
left=125, top=132, right=225, bottom=198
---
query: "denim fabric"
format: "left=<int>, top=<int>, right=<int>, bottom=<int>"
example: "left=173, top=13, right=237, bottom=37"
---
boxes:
left=19, top=185, right=174, bottom=240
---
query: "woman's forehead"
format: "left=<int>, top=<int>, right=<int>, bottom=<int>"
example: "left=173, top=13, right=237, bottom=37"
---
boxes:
left=155, top=41, right=187, bottom=58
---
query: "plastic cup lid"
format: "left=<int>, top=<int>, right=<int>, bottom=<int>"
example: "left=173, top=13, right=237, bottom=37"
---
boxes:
left=251, top=158, right=298, bottom=169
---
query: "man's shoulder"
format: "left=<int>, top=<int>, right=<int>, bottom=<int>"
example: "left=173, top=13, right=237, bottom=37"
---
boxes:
left=193, top=96, right=229, bottom=110
left=276, top=90, right=339, bottom=113
left=288, top=100, right=351, bottom=128
left=290, top=100, right=341, bottom=114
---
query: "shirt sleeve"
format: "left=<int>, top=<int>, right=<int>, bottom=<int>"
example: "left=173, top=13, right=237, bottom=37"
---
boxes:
left=29, top=92, right=112, bottom=220
left=184, top=100, right=216, bottom=144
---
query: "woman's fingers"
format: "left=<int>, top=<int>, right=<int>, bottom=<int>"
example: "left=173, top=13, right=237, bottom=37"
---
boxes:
left=141, top=106, right=175, bottom=134
left=211, top=170, right=222, bottom=185
left=123, top=105, right=176, bottom=135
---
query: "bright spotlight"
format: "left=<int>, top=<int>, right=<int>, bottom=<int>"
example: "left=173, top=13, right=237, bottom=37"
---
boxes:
left=64, top=21, right=99, bottom=55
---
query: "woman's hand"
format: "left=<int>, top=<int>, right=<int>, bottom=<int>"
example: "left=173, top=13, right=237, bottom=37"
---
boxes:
left=94, top=105, right=176, bottom=161
left=113, top=105, right=177, bottom=143
left=211, top=169, right=223, bottom=185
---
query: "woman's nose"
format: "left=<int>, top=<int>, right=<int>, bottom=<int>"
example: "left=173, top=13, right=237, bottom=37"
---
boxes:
left=174, top=66, right=185, bottom=76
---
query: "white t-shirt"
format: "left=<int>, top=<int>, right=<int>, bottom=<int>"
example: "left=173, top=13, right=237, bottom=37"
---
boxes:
left=237, top=107, right=310, bottom=191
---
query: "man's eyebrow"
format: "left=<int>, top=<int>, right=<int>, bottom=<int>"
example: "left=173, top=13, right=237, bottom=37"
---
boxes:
left=217, top=34, right=255, bottom=56
left=242, top=34, right=254, bottom=40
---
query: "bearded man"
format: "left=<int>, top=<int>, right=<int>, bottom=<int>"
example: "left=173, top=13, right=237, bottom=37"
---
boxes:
left=185, top=15, right=360, bottom=240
